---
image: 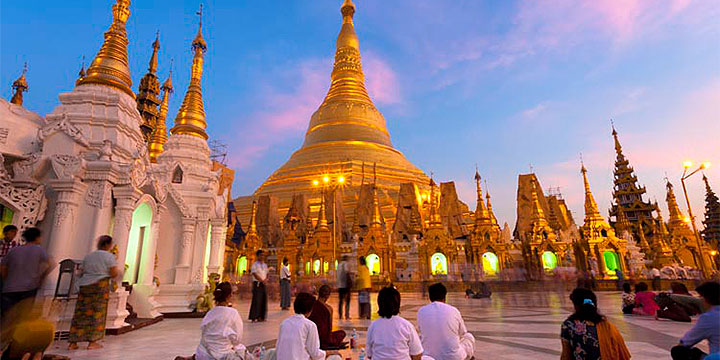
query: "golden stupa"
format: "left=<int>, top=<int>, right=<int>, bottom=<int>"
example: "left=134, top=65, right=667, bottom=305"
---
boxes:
left=236, top=0, right=429, bottom=228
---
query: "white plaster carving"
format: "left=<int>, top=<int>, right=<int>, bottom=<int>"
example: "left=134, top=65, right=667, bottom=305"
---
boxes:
left=0, top=154, right=47, bottom=230
left=50, top=154, right=84, bottom=180
left=11, top=153, right=42, bottom=184
left=38, top=113, right=90, bottom=147
left=86, top=180, right=112, bottom=208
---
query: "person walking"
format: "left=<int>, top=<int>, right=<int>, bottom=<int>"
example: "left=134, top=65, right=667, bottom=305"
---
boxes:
left=560, top=287, right=630, bottom=360
left=280, top=257, right=292, bottom=311
left=357, top=256, right=372, bottom=320
left=68, top=235, right=121, bottom=350
left=248, top=250, right=268, bottom=322
left=336, top=255, right=351, bottom=320
left=671, top=282, right=720, bottom=359
left=0, top=225, right=19, bottom=261
left=0, top=227, right=52, bottom=314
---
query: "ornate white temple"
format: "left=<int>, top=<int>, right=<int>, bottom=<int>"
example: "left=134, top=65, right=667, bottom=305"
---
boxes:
left=0, top=0, right=232, bottom=332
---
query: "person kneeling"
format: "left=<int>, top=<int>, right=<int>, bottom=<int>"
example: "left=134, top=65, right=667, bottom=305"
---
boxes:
left=176, top=282, right=247, bottom=360
left=277, top=292, right=339, bottom=359
left=308, top=285, right=347, bottom=350
left=418, top=283, right=475, bottom=360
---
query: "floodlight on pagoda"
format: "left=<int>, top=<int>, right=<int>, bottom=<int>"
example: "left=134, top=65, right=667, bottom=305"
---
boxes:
left=338, top=176, right=345, bottom=184
left=710, top=250, right=718, bottom=257
left=684, top=216, right=691, bottom=224
left=702, top=162, right=711, bottom=169
left=323, top=176, right=330, bottom=184
left=312, top=180, right=320, bottom=187
left=683, top=161, right=693, bottom=168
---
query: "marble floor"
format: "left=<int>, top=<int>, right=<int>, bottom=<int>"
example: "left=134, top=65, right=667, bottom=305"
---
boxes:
left=48, top=290, right=708, bottom=359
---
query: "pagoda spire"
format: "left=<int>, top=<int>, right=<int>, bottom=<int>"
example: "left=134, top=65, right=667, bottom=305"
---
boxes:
left=612, top=122, right=624, bottom=158
left=530, top=178, right=547, bottom=224
left=428, top=177, right=442, bottom=228
left=76, top=0, right=134, bottom=98
left=486, top=182, right=498, bottom=225
left=581, top=162, right=603, bottom=223
left=665, top=180, right=685, bottom=225
left=701, top=174, right=720, bottom=249
left=10, top=63, right=28, bottom=106
left=615, top=205, right=631, bottom=235
left=248, top=200, right=258, bottom=235
left=148, top=68, right=173, bottom=162
left=170, top=5, right=209, bottom=139
left=316, top=192, right=329, bottom=231
left=474, top=170, right=490, bottom=224
left=370, top=163, right=382, bottom=228
left=137, top=33, right=162, bottom=140
left=76, top=56, right=86, bottom=86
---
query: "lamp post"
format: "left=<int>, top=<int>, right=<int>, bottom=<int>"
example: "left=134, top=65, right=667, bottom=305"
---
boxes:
left=680, top=161, right=711, bottom=278
left=313, top=174, right=345, bottom=272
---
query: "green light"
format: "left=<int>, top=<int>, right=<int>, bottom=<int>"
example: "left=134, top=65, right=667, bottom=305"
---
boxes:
left=542, top=251, right=557, bottom=271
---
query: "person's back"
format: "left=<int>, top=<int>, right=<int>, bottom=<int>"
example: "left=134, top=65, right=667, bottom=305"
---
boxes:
left=78, top=250, right=116, bottom=287
left=276, top=293, right=326, bottom=360
left=1, top=243, right=48, bottom=293
left=308, top=298, right=332, bottom=347
left=367, top=315, right=422, bottom=359
left=417, top=301, right=466, bottom=360
left=673, top=282, right=720, bottom=359
left=357, top=264, right=371, bottom=289
left=197, top=306, right=244, bottom=360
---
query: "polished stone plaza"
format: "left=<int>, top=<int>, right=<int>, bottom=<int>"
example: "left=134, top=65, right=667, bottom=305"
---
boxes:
left=48, top=290, right=708, bottom=359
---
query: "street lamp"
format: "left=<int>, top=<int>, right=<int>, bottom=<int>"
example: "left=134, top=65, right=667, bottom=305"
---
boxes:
left=313, top=174, right=346, bottom=272
left=680, top=160, right=711, bottom=278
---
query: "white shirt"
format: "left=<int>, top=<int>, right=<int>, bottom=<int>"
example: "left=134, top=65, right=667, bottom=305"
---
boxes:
left=417, top=302, right=470, bottom=360
left=276, top=314, right=326, bottom=360
left=251, top=261, right=268, bottom=282
left=78, top=250, right=117, bottom=287
left=366, top=316, right=423, bottom=359
left=196, top=306, right=246, bottom=360
left=281, top=264, right=291, bottom=280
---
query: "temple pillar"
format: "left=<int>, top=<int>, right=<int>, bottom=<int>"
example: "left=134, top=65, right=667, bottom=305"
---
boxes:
left=208, top=218, right=227, bottom=275
left=112, top=186, right=142, bottom=269
left=174, top=218, right=196, bottom=284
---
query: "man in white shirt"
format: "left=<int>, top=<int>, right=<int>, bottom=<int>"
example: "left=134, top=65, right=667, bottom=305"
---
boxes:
left=249, top=250, right=269, bottom=322
left=280, top=257, right=292, bottom=310
left=276, top=292, right=337, bottom=360
left=417, top=283, right=475, bottom=360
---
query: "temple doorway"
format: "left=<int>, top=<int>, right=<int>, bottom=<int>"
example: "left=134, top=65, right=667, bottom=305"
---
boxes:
left=541, top=251, right=558, bottom=272
left=366, top=254, right=380, bottom=275
left=431, top=252, right=448, bottom=275
left=236, top=255, right=248, bottom=276
left=482, top=252, right=499, bottom=276
left=602, top=251, right=619, bottom=277
left=0, top=203, right=14, bottom=230
left=124, top=202, right=153, bottom=284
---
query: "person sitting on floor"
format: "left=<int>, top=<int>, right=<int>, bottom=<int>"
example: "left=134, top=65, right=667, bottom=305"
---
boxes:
left=632, top=282, right=659, bottom=316
left=671, top=281, right=720, bottom=360
left=418, top=283, right=475, bottom=360
left=561, top=288, right=631, bottom=360
left=366, top=287, right=425, bottom=360
left=175, top=282, right=246, bottom=360
left=308, top=285, right=347, bottom=350
left=465, top=282, right=491, bottom=299
left=276, top=292, right=339, bottom=360
left=621, top=283, right=635, bottom=314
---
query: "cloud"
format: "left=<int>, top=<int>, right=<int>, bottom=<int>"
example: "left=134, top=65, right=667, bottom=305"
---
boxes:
left=363, top=52, right=402, bottom=105
left=521, top=102, right=549, bottom=119
left=225, top=59, right=329, bottom=170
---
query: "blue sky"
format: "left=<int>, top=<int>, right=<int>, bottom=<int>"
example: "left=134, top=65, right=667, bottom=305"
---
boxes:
left=2, top=0, right=719, bottom=227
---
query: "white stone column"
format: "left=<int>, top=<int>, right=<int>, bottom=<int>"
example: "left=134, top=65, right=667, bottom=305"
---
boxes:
left=112, top=186, right=141, bottom=269
left=208, top=219, right=227, bottom=275
left=174, top=218, right=196, bottom=284
left=43, top=179, right=88, bottom=294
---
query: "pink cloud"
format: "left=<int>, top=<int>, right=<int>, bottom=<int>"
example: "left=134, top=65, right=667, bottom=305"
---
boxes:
left=363, top=52, right=402, bottom=105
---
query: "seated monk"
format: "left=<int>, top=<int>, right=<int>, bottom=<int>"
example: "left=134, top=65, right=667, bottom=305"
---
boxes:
left=308, top=285, right=347, bottom=350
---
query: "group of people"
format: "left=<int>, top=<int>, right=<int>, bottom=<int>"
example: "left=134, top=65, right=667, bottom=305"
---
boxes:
left=180, top=282, right=476, bottom=360
left=1, top=229, right=121, bottom=358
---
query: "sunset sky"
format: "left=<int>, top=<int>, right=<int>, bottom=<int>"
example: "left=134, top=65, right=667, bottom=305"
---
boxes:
left=2, top=0, right=719, bottom=227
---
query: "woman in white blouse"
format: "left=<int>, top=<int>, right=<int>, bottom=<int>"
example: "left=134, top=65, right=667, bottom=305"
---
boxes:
left=176, top=282, right=246, bottom=360
left=366, top=287, right=425, bottom=360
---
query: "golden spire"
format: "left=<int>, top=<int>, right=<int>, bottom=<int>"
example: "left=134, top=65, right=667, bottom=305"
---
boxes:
left=316, top=193, right=329, bottom=231
left=248, top=200, right=258, bottom=235
left=486, top=183, right=498, bottom=225
left=370, top=164, right=382, bottom=228
left=655, top=202, right=670, bottom=236
left=148, top=68, right=173, bottom=162
left=76, top=56, right=86, bottom=86
left=76, top=0, right=134, bottom=98
left=665, top=180, right=684, bottom=224
left=474, top=170, right=490, bottom=223
left=170, top=5, right=209, bottom=139
left=581, top=161, right=603, bottom=222
left=636, top=219, right=650, bottom=249
left=428, top=177, right=442, bottom=228
left=137, top=33, right=162, bottom=140
left=10, top=63, right=28, bottom=106
left=615, top=204, right=631, bottom=234
left=611, top=122, right=624, bottom=158
left=530, top=178, right=547, bottom=223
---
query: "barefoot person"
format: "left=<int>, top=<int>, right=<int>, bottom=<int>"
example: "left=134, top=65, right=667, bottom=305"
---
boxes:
left=418, top=283, right=475, bottom=360
left=248, top=250, right=268, bottom=322
left=68, top=235, right=121, bottom=350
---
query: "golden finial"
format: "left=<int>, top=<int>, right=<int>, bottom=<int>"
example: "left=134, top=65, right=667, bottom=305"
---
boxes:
left=248, top=200, right=258, bottom=235
left=665, top=179, right=684, bottom=223
left=77, top=0, right=134, bottom=98
left=10, top=63, right=28, bottom=106
left=76, top=56, right=86, bottom=85
left=316, top=193, right=329, bottom=230
left=580, top=160, right=603, bottom=222
left=611, top=120, right=623, bottom=156
left=530, top=178, right=546, bottom=222
left=170, top=4, right=209, bottom=139
left=474, top=168, right=489, bottom=223
left=148, top=66, right=173, bottom=162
